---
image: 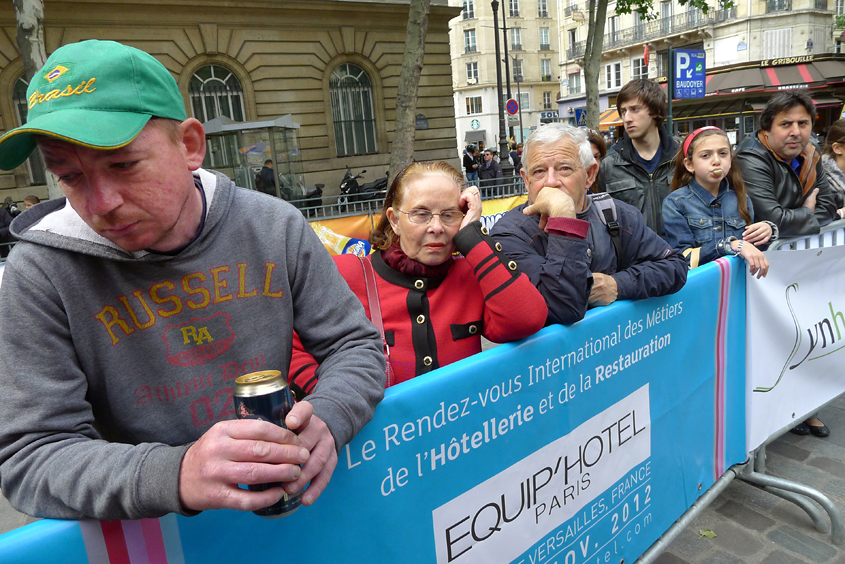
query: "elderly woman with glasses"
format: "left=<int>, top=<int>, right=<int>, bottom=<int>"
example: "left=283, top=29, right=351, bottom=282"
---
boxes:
left=289, top=161, right=547, bottom=394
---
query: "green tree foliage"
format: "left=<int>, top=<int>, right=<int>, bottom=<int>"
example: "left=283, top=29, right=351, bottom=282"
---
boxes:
left=583, top=0, right=735, bottom=131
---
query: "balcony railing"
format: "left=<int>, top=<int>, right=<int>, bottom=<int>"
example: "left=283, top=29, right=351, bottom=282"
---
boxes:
left=463, top=10, right=474, bottom=19
left=541, top=74, right=552, bottom=81
left=766, top=0, right=791, bottom=12
left=815, top=0, right=828, bottom=9
left=538, top=10, right=549, bottom=17
left=465, top=45, right=477, bottom=54
left=566, top=8, right=733, bottom=59
left=511, top=43, right=523, bottom=50
left=540, top=43, right=551, bottom=50
left=510, top=10, right=520, bottom=17
left=564, top=4, right=580, bottom=17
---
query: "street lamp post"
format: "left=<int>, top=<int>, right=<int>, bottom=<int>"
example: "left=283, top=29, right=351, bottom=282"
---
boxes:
left=491, top=0, right=513, bottom=176
left=501, top=6, right=513, bottom=141
left=513, top=57, right=524, bottom=144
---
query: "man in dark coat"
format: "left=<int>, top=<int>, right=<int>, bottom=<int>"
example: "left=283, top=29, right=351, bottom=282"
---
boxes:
left=478, top=149, right=502, bottom=195
left=735, top=90, right=841, bottom=237
left=255, top=159, right=277, bottom=196
left=491, top=123, right=686, bottom=325
left=597, top=79, right=680, bottom=234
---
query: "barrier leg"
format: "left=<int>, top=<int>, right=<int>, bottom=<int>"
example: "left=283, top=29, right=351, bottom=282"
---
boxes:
left=763, top=486, right=830, bottom=534
left=636, top=465, right=741, bottom=564
left=750, top=446, right=829, bottom=533
left=739, top=467, right=844, bottom=545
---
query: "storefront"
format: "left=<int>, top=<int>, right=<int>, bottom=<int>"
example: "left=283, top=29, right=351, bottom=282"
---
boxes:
left=665, top=54, right=845, bottom=144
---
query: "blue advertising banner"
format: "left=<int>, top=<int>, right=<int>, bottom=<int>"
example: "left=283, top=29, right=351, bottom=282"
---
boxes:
left=0, top=260, right=747, bottom=564
left=674, top=49, right=706, bottom=99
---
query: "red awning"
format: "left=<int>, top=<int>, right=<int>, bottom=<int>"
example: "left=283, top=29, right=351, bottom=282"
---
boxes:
left=706, top=68, right=766, bottom=95
left=763, top=64, right=825, bottom=89
left=702, top=61, right=845, bottom=97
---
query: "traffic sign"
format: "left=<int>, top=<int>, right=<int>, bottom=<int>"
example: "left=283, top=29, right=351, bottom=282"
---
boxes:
left=506, top=99, right=519, bottom=115
left=674, top=49, right=706, bottom=99
left=574, top=108, right=587, bottom=127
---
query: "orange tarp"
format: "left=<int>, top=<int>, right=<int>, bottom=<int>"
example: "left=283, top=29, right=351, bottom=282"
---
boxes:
left=599, top=108, right=622, bottom=131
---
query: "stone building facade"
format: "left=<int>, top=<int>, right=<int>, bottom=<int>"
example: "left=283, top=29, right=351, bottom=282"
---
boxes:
left=0, top=0, right=460, bottom=203
left=449, top=0, right=561, bottom=151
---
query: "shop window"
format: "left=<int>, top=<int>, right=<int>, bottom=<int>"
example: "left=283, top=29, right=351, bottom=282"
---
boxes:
left=330, top=63, right=378, bottom=157
left=13, top=76, right=46, bottom=184
left=189, top=64, right=246, bottom=123
left=466, top=62, right=479, bottom=84
left=540, top=28, right=550, bottom=50
left=763, top=29, right=792, bottom=59
left=513, top=59, right=524, bottom=81
left=604, top=62, right=622, bottom=89
left=465, top=29, right=477, bottom=53
left=538, top=0, right=549, bottom=17
left=511, top=28, right=522, bottom=50
left=467, top=96, right=483, bottom=115
left=631, top=57, right=648, bottom=80
left=569, top=72, right=582, bottom=94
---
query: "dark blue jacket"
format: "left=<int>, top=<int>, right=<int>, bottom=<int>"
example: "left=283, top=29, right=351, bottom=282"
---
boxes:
left=490, top=196, right=687, bottom=325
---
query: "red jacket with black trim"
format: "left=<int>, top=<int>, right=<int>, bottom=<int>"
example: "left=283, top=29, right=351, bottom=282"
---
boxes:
left=289, top=221, right=547, bottom=395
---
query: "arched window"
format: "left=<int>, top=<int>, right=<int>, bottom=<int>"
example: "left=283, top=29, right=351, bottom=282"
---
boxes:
left=13, top=76, right=46, bottom=184
left=330, top=63, right=377, bottom=156
left=189, top=65, right=246, bottom=122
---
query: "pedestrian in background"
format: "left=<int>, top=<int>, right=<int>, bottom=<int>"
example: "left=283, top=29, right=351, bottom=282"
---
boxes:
left=463, top=144, right=479, bottom=183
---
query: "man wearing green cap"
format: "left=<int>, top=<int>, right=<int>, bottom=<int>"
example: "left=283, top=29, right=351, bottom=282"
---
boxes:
left=0, top=40, right=386, bottom=521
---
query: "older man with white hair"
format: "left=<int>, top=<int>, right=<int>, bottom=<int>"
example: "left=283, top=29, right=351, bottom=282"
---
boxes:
left=491, top=123, right=687, bottom=325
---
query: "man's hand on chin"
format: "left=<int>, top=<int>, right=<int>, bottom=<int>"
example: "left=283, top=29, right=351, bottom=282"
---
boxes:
left=524, top=188, right=576, bottom=231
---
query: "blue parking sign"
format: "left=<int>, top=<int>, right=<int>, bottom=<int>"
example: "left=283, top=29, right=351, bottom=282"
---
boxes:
left=674, top=49, right=706, bottom=99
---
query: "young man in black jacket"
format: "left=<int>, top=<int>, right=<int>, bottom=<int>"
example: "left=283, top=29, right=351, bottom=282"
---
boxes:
left=597, top=79, right=680, bottom=235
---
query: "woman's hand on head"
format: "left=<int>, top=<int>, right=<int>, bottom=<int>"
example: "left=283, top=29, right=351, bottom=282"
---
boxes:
left=743, top=221, right=772, bottom=245
left=460, top=186, right=483, bottom=230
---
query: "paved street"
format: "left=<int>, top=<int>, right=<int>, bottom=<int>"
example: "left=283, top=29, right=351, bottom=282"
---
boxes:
left=657, top=394, right=845, bottom=564
left=2, top=394, right=844, bottom=563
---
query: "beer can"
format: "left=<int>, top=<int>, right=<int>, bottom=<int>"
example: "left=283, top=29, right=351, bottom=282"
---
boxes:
left=233, top=370, right=302, bottom=518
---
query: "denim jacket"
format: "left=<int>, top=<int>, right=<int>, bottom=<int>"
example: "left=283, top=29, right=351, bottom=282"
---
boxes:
left=662, top=178, right=756, bottom=266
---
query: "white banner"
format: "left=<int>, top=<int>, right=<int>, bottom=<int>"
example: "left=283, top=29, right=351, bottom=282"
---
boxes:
left=432, top=385, right=651, bottom=564
left=746, top=244, right=845, bottom=451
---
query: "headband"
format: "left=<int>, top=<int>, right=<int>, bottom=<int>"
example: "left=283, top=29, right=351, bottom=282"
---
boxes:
left=683, top=126, right=722, bottom=158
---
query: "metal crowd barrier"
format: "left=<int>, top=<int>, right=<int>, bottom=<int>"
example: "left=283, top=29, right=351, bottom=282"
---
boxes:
left=639, top=220, right=845, bottom=563
left=287, top=177, right=526, bottom=221
left=741, top=218, right=845, bottom=545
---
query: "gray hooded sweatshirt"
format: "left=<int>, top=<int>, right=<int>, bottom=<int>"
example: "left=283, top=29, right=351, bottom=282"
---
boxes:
left=0, top=169, right=385, bottom=521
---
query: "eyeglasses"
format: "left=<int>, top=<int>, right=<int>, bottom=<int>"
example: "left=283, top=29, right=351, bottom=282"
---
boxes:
left=396, top=208, right=464, bottom=225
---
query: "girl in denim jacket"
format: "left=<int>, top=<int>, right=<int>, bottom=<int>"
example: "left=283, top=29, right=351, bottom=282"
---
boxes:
left=663, top=126, right=775, bottom=279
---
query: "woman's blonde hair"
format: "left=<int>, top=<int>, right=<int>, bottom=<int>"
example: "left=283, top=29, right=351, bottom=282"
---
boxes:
left=370, top=161, right=466, bottom=251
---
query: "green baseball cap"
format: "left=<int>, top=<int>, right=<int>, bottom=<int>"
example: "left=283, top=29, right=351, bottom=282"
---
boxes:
left=0, top=39, right=187, bottom=171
